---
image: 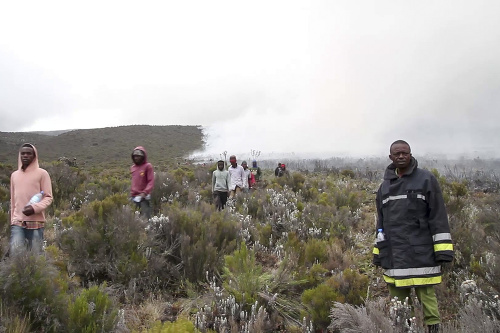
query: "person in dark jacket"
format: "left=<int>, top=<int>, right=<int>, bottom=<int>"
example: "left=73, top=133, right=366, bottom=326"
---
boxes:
left=279, top=163, right=289, bottom=177
left=373, top=140, right=453, bottom=333
left=275, top=163, right=282, bottom=177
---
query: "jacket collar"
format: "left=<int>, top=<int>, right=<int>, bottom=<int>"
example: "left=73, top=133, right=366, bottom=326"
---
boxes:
left=384, top=157, right=418, bottom=180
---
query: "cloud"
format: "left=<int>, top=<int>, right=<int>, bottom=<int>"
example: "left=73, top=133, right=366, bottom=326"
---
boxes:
left=0, top=0, right=499, bottom=157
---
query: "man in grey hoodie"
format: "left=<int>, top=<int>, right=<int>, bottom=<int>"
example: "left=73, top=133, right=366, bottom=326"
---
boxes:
left=212, top=160, right=230, bottom=210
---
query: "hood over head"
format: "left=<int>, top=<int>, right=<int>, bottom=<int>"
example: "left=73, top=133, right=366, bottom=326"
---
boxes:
left=132, top=146, right=148, bottom=163
left=18, top=143, right=39, bottom=171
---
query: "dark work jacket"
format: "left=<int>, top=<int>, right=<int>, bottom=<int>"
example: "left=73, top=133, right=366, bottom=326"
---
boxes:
left=372, top=158, right=454, bottom=288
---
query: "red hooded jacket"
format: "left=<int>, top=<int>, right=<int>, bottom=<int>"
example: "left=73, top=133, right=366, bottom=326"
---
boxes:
left=130, top=146, right=155, bottom=196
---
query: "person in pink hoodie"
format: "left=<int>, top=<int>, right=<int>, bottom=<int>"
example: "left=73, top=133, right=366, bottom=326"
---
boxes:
left=10, top=143, right=53, bottom=254
left=130, top=146, right=154, bottom=219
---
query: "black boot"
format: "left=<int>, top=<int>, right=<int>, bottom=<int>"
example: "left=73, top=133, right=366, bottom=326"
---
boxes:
left=428, top=323, right=439, bottom=333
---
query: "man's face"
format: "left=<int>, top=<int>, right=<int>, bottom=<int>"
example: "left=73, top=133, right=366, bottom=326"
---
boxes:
left=132, top=154, right=144, bottom=165
left=389, top=143, right=412, bottom=169
left=20, top=147, right=35, bottom=167
left=217, top=162, right=225, bottom=170
left=230, top=158, right=237, bottom=166
left=242, top=163, right=247, bottom=170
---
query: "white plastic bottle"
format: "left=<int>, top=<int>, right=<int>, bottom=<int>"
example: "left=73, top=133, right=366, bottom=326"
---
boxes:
left=28, top=191, right=44, bottom=205
left=376, top=228, right=385, bottom=242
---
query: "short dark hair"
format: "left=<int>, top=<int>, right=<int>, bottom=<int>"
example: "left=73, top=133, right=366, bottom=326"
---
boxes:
left=20, top=143, right=36, bottom=157
left=390, top=140, right=411, bottom=153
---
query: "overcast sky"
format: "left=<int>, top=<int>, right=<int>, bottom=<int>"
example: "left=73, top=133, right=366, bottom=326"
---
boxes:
left=1, top=1, right=499, bottom=158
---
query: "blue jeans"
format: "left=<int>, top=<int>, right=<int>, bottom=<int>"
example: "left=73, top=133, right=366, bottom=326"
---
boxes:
left=10, top=225, right=44, bottom=255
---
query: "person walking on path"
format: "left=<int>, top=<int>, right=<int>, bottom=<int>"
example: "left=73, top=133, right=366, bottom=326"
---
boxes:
left=227, top=155, right=245, bottom=198
left=130, top=146, right=155, bottom=219
left=372, top=140, right=453, bottom=333
left=279, top=163, right=289, bottom=177
left=212, top=160, right=230, bottom=210
left=10, top=143, right=53, bottom=254
left=275, top=162, right=282, bottom=177
left=252, top=160, right=262, bottom=182
left=241, top=161, right=253, bottom=192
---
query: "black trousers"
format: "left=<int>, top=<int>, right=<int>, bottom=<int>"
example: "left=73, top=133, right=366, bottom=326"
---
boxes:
left=213, top=191, right=228, bottom=210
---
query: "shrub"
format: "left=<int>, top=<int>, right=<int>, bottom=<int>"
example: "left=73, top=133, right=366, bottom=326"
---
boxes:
left=0, top=185, right=9, bottom=203
left=284, top=231, right=306, bottom=268
left=291, top=173, right=306, bottom=193
left=0, top=207, right=9, bottom=257
left=247, top=195, right=266, bottom=220
left=451, top=181, right=468, bottom=198
left=305, top=263, right=328, bottom=287
left=0, top=306, right=31, bottom=333
left=45, top=162, right=87, bottom=213
left=222, top=243, right=272, bottom=306
left=180, top=234, right=218, bottom=284
left=148, top=318, right=200, bottom=333
left=60, top=203, right=147, bottom=285
left=161, top=206, right=239, bottom=283
left=452, top=296, right=500, bottom=332
left=332, top=185, right=363, bottom=212
left=333, top=268, right=369, bottom=305
left=88, top=193, right=129, bottom=219
left=340, top=169, right=356, bottom=179
left=329, top=299, right=397, bottom=333
left=0, top=252, right=70, bottom=332
left=68, top=284, right=118, bottom=333
left=304, top=238, right=328, bottom=267
left=173, top=168, right=195, bottom=183
left=301, top=282, right=341, bottom=329
left=257, top=223, right=273, bottom=247
left=301, top=268, right=369, bottom=329
left=150, top=171, right=185, bottom=213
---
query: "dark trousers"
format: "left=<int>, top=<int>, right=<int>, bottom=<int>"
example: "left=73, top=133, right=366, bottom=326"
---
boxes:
left=135, top=199, right=151, bottom=220
left=213, top=191, right=228, bottom=210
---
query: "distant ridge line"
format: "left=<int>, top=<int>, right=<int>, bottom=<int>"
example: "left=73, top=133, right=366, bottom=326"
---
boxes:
left=0, top=125, right=204, bottom=167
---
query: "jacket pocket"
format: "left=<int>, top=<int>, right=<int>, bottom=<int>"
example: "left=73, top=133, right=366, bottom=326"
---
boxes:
left=410, top=239, right=435, bottom=267
left=406, top=189, right=425, bottom=215
left=377, top=240, right=392, bottom=269
left=418, top=217, right=429, bottom=230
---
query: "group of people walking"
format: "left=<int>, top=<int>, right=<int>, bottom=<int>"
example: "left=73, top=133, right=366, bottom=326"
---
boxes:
left=212, top=155, right=255, bottom=210
left=274, top=162, right=289, bottom=177
left=7, top=140, right=453, bottom=332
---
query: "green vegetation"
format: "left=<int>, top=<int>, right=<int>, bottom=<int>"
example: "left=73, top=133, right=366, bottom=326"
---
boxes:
left=1, top=144, right=500, bottom=332
left=68, top=284, right=118, bottom=333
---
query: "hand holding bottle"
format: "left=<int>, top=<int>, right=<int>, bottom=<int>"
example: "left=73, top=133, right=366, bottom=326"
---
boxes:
left=22, top=205, right=35, bottom=216
left=23, top=191, right=43, bottom=216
